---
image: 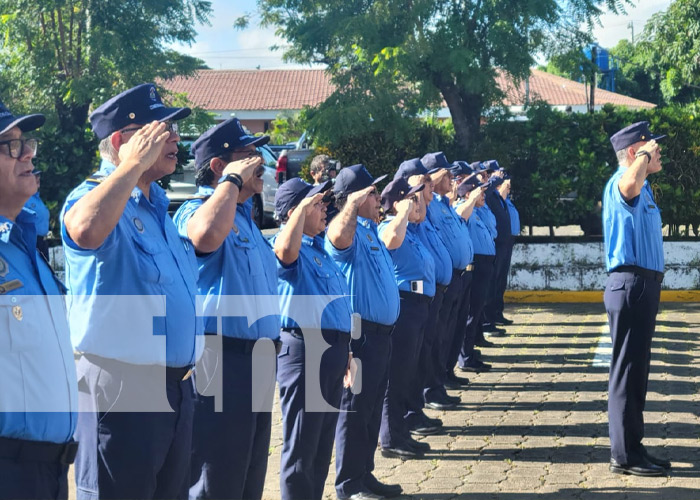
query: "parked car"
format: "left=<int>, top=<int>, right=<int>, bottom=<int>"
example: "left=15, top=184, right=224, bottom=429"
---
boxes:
left=166, top=143, right=279, bottom=229
left=271, top=132, right=314, bottom=180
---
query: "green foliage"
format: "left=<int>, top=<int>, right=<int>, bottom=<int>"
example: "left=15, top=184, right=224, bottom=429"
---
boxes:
left=0, top=0, right=212, bottom=230
left=256, top=0, right=629, bottom=153
left=268, top=112, right=306, bottom=145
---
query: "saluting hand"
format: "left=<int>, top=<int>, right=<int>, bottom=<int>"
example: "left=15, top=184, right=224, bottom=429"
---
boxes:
left=395, top=197, right=414, bottom=215
left=297, top=192, right=326, bottom=216
left=118, top=121, right=170, bottom=173
left=347, top=186, right=376, bottom=208
left=222, top=156, right=262, bottom=184
left=637, top=139, right=662, bottom=174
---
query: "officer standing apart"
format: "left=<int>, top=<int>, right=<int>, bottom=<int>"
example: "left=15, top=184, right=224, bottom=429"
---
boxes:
left=0, top=101, right=78, bottom=500
left=61, top=84, right=201, bottom=499
left=173, top=118, right=281, bottom=500
left=326, top=164, right=403, bottom=500
left=271, top=178, right=353, bottom=500
left=603, top=121, right=670, bottom=477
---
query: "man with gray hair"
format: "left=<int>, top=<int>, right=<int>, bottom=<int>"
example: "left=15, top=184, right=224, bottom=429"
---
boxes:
left=310, top=154, right=330, bottom=185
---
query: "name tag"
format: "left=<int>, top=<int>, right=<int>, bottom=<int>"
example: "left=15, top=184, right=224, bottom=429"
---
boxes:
left=648, top=205, right=656, bottom=210
left=370, top=246, right=380, bottom=251
left=0, top=279, right=23, bottom=294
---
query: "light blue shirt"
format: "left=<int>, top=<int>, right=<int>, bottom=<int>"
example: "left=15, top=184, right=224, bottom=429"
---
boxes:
left=0, top=210, right=77, bottom=443
left=174, top=186, right=281, bottom=340
left=506, top=197, right=520, bottom=236
left=378, top=219, right=436, bottom=297
left=24, top=192, right=50, bottom=237
left=603, top=167, right=664, bottom=272
left=416, top=217, right=452, bottom=286
left=61, top=161, right=202, bottom=367
left=466, top=209, right=496, bottom=256
left=324, top=216, right=400, bottom=326
left=476, top=205, right=497, bottom=240
left=426, top=195, right=474, bottom=270
left=273, top=232, right=352, bottom=333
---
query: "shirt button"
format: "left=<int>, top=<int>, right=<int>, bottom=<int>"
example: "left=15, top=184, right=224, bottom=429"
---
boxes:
left=11, top=296, right=17, bottom=303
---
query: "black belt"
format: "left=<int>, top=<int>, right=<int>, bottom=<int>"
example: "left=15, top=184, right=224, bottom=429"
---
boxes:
left=436, top=283, right=448, bottom=295
left=611, top=265, right=664, bottom=284
left=452, top=264, right=474, bottom=278
left=474, top=254, right=496, bottom=264
left=281, top=327, right=350, bottom=344
left=166, top=365, right=194, bottom=382
left=220, top=336, right=283, bottom=354
left=360, top=319, right=394, bottom=336
left=82, top=354, right=194, bottom=382
left=399, top=290, right=433, bottom=304
left=0, top=437, right=78, bottom=465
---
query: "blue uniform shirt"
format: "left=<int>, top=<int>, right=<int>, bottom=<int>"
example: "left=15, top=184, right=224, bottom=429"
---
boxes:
left=466, top=208, right=496, bottom=256
left=378, top=219, right=436, bottom=297
left=174, top=186, right=281, bottom=340
left=61, top=161, right=202, bottom=367
left=272, top=232, right=352, bottom=333
left=426, top=194, right=474, bottom=269
left=0, top=210, right=77, bottom=444
left=416, top=217, right=452, bottom=286
left=603, top=167, right=664, bottom=272
left=506, top=197, right=521, bottom=236
left=24, top=192, right=50, bottom=237
left=476, top=205, right=497, bottom=240
left=324, top=216, right=400, bottom=326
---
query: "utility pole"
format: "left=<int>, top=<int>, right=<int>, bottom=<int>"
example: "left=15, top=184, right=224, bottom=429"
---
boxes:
left=628, top=21, right=635, bottom=44
left=589, top=45, right=597, bottom=113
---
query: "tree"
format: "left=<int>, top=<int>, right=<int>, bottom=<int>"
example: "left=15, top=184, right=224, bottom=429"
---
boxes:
left=0, top=0, right=212, bottom=225
left=246, top=0, right=629, bottom=155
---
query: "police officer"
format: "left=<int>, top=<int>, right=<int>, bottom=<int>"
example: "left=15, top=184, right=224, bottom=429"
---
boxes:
left=421, top=153, right=474, bottom=410
left=173, top=118, right=281, bottom=499
left=456, top=175, right=495, bottom=373
left=61, top=83, right=201, bottom=499
left=376, top=177, right=434, bottom=460
left=326, top=164, right=402, bottom=500
left=271, top=178, right=353, bottom=500
left=24, top=170, right=50, bottom=260
left=0, top=100, right=78, bottom=500
left=393, top=159, right=454, bottom=437
left=604, top=122, right=669, bottom=476
left=492, top=171, right=518, bottom=326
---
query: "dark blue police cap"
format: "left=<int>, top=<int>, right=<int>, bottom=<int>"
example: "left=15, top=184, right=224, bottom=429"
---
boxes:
left=610, top=121, right=665, bottom=152
left=457, top=174, right=487, bottom=197
left=333, top=164, right=387, bottom=196
left=448, top=161, right=473, bottom=177
left=482, top=160, right=500, bottom=172
left=421, top=152, right=450, bottom=172
left=89, top=83, right=191, bottom=140
left=487, top=175, right=505, bottom=189
left=394, top=158, right=428, bottom=180
left=275, top=178, right=332, bottom=220
left=192, top=118, right=270, bottom=169
left=0, top=99, right=45, bottom=136
left=381, top=177, right=425, bottom=211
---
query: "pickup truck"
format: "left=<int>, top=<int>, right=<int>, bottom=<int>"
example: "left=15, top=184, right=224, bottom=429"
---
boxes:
left=268, top=132, right=314, bottom=181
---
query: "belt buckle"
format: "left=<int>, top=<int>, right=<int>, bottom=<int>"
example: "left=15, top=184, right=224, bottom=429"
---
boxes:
left=182, top=368, right=193, bottom=381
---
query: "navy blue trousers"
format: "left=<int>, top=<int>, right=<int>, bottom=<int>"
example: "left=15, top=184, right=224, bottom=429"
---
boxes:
left=335, top=320, right=393, bottom=499
left=484, top=239, right=515, bottom=324
left=190, top=343, right=276, bottom=500
left=424, top=271, right=463, bottom=403
left=380, top=296, right=430, bottom=449
left=0, top=458, right=68, bottom=500
left=604, top=271, right=661, bottom=466
left=446, top=271, right=473, bottom=378
left=459, top=255, right=495, bottom=368
left=405, top=284, right=446, bottom=427
left=277, top=329, right=349, bottom=500
left=74, top=355, right=194, bottom=500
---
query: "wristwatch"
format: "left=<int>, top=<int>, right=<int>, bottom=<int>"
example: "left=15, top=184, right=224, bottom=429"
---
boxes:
left=218, top=173, right=243, bottom=190
left=635, top=150, right=652, bottom=163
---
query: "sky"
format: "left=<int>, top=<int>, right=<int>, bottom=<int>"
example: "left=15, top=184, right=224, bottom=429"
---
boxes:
left=171, top=0, right=673, bottom=70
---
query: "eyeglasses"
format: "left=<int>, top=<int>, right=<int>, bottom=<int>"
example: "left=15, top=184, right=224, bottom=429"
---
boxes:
left=231, top=148, right=262, bottom=158
left=120, top=121, right=179, bottom=135
left=0, top=138, right=38, bottom=159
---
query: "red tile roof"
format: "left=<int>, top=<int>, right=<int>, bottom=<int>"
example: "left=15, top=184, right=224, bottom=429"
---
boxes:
left=163, top=68, right=655, bottom=111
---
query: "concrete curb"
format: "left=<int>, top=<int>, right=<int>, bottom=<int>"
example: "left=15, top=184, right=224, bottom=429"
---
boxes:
left=504, top=290, right=700, bottom=303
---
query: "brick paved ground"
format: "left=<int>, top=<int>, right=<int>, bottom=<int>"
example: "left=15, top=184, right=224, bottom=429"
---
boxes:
left=68, top=302, right=700, bottom=499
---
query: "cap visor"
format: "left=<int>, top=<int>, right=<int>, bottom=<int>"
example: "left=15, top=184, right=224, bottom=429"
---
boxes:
left=427, top=167, right=443, bottom=175
left=307, top=180, right=332, bottom=197
left=651, top=133, right=666, bottom=141
left=0, top=114, right=46, bottom=135
left=153, top=106, right=192, bottom=123
left=371, top=174, right=388, bottom=185
left=406, top=183, right=425, bottom=196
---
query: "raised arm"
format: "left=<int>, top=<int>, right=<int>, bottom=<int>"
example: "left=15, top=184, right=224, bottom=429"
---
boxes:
left=274, top=193, right=325, bottom=266
left=380, top=199, right=413, bottom=250
left=326, top=186, right=374, bottom=250
left=455, top=186, right=484, bottom=221
left=618, top=140, right=661, bottom=201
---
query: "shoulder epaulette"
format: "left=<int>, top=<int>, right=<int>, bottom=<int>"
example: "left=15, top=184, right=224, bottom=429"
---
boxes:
left=85, top=173, right=106, bottom=186
left=187, top=194, right=211, bottom=201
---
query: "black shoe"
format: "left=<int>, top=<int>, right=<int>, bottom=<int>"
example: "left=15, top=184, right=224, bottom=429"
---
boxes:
left=365, top=474, right=402, bottom=498
left=338, top=490, right=384, bottom=500
left=483, top=326, right=506, bottom=337
left=407, top=437, right=431, bottom=453
left=381, top=445, right=422, bottom=459
left=409, top=423, right=441, bottom=436
left=442, top=394, right=461, bottom=404
left=475, top=338, right=494, bottom=347
left=642, top=448, right=672, bottom=469
left=423, top=415, right=443, bottom=427
left=444, top=373, right=470, bottom=389
left=495, top=316, right=514, bottom=326
left=609, top=458, right=664, bottom=477
left=458, top=361, right=492, bottom=373
left=425, top=399, right=455, bottom=411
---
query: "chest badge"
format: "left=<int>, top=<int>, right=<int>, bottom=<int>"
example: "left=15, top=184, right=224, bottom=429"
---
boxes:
left=314, top=256, right=322, bottom=266
left=240, top=235, right=250, bottom=243
left=0, top=257, right=8, bottom=277
left=366, top=234, right=374, bottom=243
left=132, top=217, right=144, bottom=233
left=12, top=305, right=22, bottom=321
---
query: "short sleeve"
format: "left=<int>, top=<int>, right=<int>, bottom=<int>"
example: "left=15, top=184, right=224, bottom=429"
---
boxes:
left=60, top=182, right=118, bottom=252
left=324, top=233, right=356, bottom=263
left=612, top=176, right=639, bottom=212
left=172, top=199, right=203, bottom=239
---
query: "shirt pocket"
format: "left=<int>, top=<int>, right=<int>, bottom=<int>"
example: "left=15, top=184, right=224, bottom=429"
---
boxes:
left=131, top=234, right=174, bottom=285
left=641, top=199, right=662, bottom=229
left=0, top=294, right=47, bottom=352
left=231, top=233, right=263, bottom=276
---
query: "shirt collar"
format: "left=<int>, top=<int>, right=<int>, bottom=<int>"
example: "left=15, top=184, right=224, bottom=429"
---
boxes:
left=198, top=185, right=215, bottom=196
left=358, top=216, right=377, bottom=230
left=0, top=210, right=36, bottom=251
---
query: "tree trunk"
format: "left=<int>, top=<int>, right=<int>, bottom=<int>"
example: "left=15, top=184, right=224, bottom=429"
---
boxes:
left=438, top=81, right=483, bottom=155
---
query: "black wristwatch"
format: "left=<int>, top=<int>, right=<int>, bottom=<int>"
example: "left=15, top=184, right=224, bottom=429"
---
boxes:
left=635, top=150, right=651, bottom=163
left=218, top=173, right=243, bottom=190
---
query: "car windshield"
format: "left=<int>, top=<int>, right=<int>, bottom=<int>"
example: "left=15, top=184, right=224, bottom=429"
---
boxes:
left=258, top=145, right=277, bottom=168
